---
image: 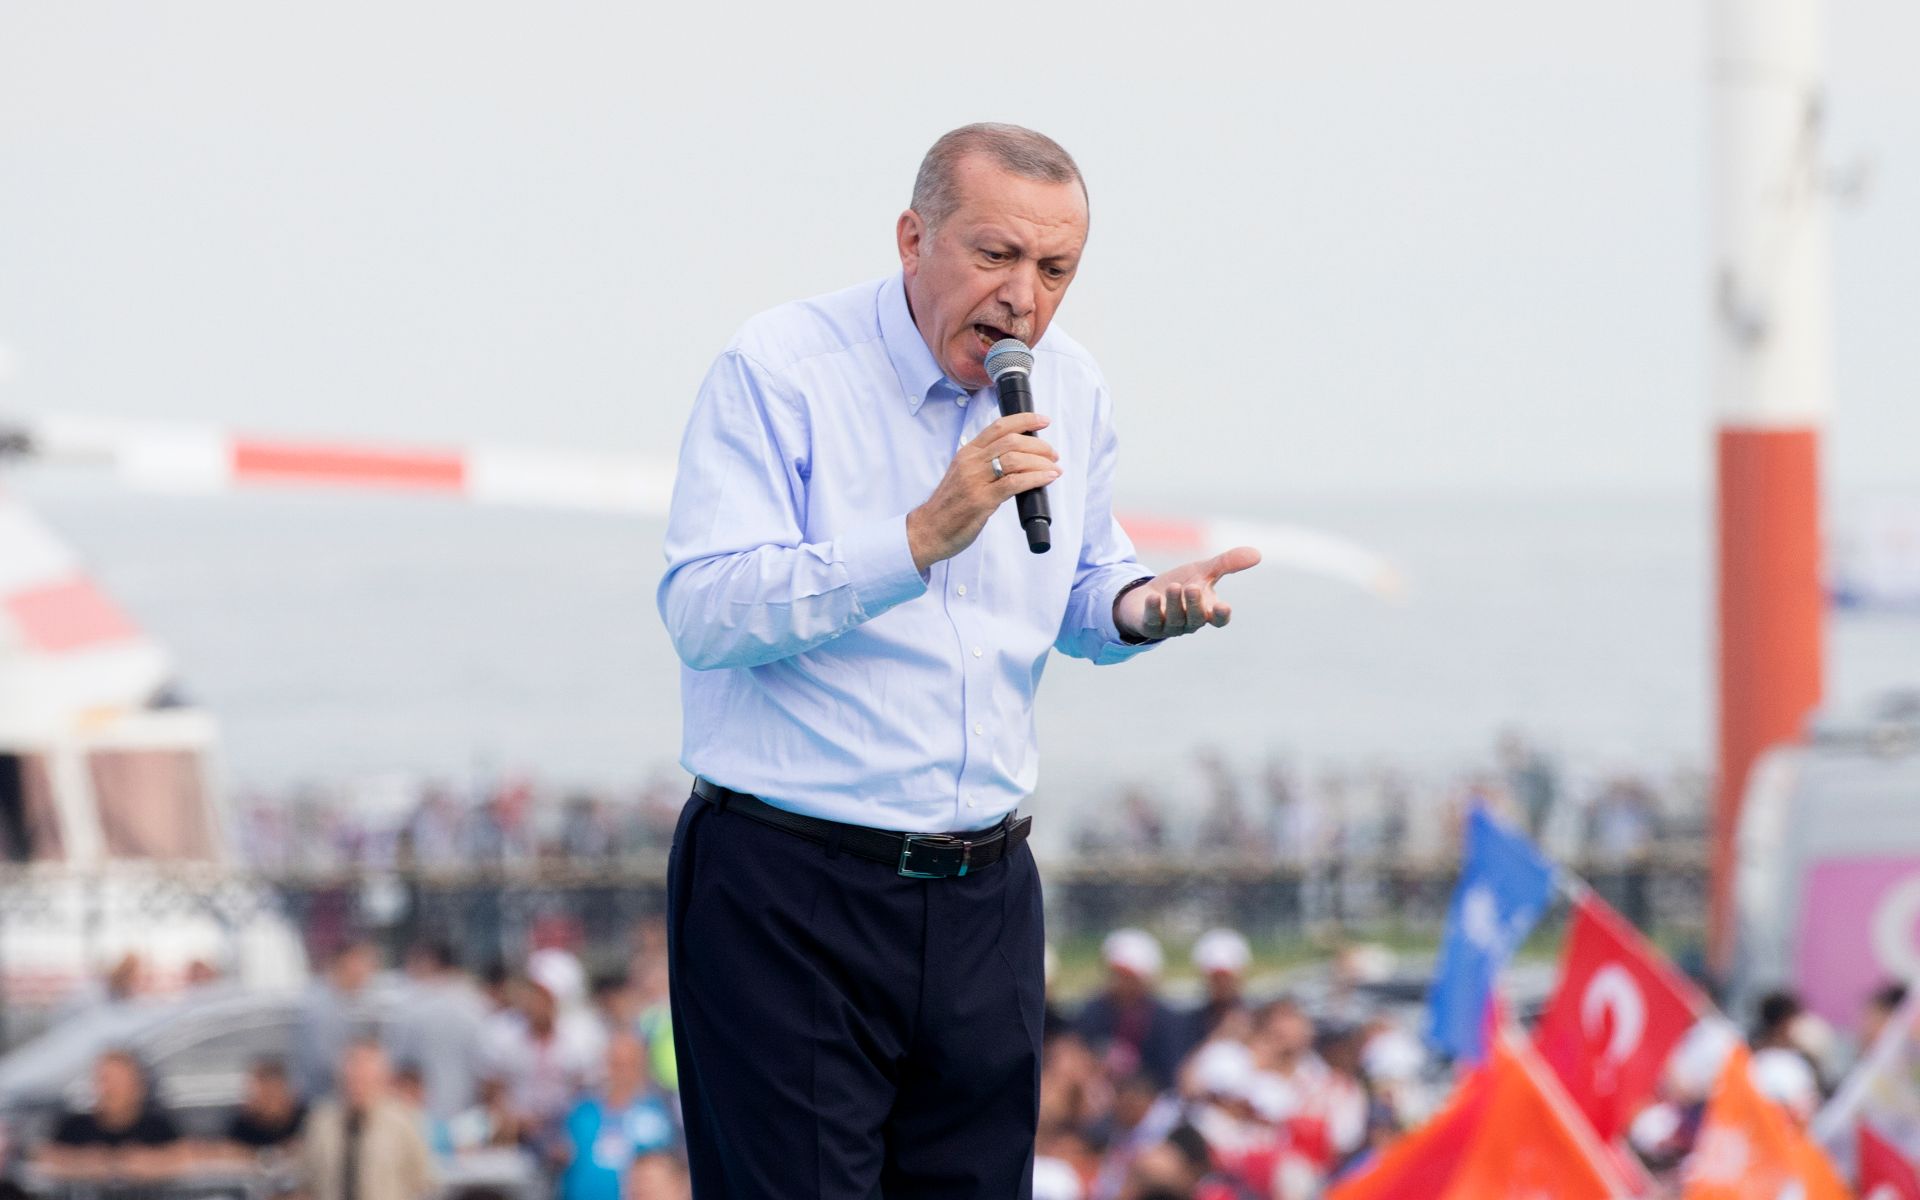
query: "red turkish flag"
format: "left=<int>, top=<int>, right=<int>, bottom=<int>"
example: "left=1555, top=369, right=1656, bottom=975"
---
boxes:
left=1535, top=890, right=1708, bottom=1142
left=1862, top=1122, right=1920, bottom=1200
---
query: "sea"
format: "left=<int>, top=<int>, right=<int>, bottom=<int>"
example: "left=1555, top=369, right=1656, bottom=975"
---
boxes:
left=14, top=474, right=1918, bottom=851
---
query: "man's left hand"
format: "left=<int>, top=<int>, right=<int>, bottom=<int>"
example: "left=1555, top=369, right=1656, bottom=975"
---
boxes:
left=1114, top=546, right=1262, bottom=642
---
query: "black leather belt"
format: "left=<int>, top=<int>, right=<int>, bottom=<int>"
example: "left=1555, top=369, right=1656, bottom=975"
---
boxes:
left=692, top=777, right=1032, bottom=879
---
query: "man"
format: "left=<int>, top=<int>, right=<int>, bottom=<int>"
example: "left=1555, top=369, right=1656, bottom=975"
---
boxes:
left=36, top=1049, right=183, bottom=1178
left=481, top=972, right=602, bottom=1136
left=556, top=1031, right=679, bottom=1200
left=301, top=1039, right=436, bottom=1200
left=1077, top=928, right=1188, bottom=1088
left=1182, top=927, right=1254, bottom=1053
left=659, top=123, right=1259, bottom=1196
left=223, top=1057, right=307, bottom=1154
left=295, top=939, right=381, bottom=1101
left=386, top=940, right=487, bottom=1121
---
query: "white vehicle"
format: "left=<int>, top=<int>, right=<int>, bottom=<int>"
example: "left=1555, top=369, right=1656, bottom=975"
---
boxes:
left=1732, top=691, right=1920, bottom=1035
left=0, top=482, right=305, bottom=1023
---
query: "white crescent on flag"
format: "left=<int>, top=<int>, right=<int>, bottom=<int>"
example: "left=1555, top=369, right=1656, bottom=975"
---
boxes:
left=1580, top=963, right=1648, bottom=1066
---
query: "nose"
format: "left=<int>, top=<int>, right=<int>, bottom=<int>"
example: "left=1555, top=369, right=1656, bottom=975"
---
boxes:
left=996, top=263, right=1039, bottom=324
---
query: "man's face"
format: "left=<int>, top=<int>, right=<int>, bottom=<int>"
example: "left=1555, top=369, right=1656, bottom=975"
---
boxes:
left=898, top=154, right=1088, bottom=390
left=95, top=1055, right=144, bottom=1115
left=340, top=1044, right=389, bottom=1110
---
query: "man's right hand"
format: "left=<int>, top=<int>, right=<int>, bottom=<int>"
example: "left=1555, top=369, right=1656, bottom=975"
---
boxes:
left=906, top=412, right=1061, bottom=572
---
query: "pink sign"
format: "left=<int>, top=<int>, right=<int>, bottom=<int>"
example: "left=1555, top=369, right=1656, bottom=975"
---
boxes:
left=1796, top=857, right=1920, bottom=1026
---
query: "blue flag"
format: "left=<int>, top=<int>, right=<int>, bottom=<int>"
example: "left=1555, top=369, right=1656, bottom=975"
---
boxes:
left=1427, top=807, right=1555, bottom=1063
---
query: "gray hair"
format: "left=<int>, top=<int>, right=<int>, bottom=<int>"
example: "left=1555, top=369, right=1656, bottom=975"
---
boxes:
left=910, top=123, right=1086, bottom=231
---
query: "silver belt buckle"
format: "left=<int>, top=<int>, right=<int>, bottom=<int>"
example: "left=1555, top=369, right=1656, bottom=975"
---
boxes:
left=898, top=833, right=971, bottom=878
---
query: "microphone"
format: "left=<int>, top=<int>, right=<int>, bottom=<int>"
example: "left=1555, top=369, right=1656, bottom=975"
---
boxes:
left=985, top=338, right=1051, bottom=554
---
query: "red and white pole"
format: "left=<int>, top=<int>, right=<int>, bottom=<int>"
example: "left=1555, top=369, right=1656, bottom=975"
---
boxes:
left=1709, top=0, right=1831, bottom=975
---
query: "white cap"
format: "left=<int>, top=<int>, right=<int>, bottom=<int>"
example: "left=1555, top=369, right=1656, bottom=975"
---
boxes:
left=1751, top=1047, right=1819, bottom=1120
left=1032, top=1157, right=1084, bottom=1200
left=1193, top=928, right=1252, bottom=976
left=1667, top=1017, right=1741, bottom=1100
left=527, top=948, right=587, bottom=1007
left=1361, top=1026, right=1427, bottom=1084
left=1103, top=928, right=1164, bottom=979
left=1190, top=1039, right=1256, bottom=1099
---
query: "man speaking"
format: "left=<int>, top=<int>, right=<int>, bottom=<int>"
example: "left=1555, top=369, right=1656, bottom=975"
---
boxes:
left=657, top=123, right=1259, bottom=1197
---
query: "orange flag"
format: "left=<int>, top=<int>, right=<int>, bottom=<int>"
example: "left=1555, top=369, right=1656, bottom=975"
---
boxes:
left=1440, top=1031, right=1637, bottom=1199
left=1683, top=1046, right=1851, bottom=1200
left=1324, top=1067, right=1492, bottom=1199
left=1327, top=1031, right=1635, bottom=1200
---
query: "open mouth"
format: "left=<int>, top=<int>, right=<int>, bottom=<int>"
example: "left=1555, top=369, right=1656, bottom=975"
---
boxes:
left=972, top=322, right=1017, bottom=353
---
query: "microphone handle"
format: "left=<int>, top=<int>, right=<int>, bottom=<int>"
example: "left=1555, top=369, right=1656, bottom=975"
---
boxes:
left=994, top=372, right=1051, bottom=554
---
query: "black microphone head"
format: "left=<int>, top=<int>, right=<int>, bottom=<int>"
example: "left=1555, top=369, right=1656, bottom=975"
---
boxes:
left=985, top=338, right=1034, bottom=382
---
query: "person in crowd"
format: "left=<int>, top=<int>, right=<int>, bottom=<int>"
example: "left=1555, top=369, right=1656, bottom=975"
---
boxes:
left=555, top=1031, right=677, bottom=1200
left=1860, top=980, right=1909, bottom=1050
left=589, top=969, right=638, bottom=1041
left=223, top=1057, right=307, bottom=1155
left=1247, top=998, right=1338, bottom=1170
left=389, top=940, right=487, bottom=1121
left=482, top=972, right=602, bottom=1136
left=393, top=1063, right=457, bottom=1159
left=301, top=1038, right=436, bottom=1200
left=1078, top=929, right=1187, bottom=1088
left=444, top=1076, right=526, bottom=1154
left=36, top=1049, right=183, bottom=1178
left=295, top=939, right=382, bottom=1101
left=1184, top=929, right=1253, bottom=1053
left=629, top=954, right=678, bottom=1095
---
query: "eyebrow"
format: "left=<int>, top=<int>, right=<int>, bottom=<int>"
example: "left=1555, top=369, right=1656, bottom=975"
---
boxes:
left=973, top=228, right=1079, bottom=264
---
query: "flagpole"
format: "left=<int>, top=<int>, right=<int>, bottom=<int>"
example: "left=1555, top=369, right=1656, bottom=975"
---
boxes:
left=1811, top=978, right=1920, bottom=1147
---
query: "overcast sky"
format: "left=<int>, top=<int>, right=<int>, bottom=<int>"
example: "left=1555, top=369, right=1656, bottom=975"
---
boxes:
left=2, top=1, right=1916, bottom=501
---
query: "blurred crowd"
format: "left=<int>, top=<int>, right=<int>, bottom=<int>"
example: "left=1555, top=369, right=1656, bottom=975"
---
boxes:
left=1032, top=927, right=1438, bottom=1200
left=1071, top=733, right=1704, bottom=868
left=233, top=775, right=692, bottom=875
left=229, top=733, right=1705, bottom=878
left=30, top=931, right=688, bottom=1200
left=19, top=917, right=1883, bottom=1200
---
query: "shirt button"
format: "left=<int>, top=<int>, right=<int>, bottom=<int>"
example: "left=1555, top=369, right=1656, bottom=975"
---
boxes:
left=967, top=799, right=977, bottom=809
left=956, top=584, right=967, bottom=597
left=971, top=646, right=983, bottom=658
left=973, top=722, right=984, bottom=736
left=908, top=394, right=919, bottom=405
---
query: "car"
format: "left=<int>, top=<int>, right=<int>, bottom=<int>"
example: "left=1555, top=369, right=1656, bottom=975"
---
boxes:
left=0, top=984, right=304, bottom=1158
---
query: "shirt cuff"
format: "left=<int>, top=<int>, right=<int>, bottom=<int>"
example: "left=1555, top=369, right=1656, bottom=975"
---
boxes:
left=1085, top=569, right=1159, bottom=664
left=840, top=513, right=929, bottom=617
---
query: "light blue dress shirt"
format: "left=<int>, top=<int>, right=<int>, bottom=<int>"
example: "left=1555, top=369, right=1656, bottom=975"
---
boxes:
left=658, top=272, right=1154, bottom=833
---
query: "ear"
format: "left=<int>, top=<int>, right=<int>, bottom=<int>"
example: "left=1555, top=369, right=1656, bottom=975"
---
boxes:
left=897, top=209, right=926, bottom=278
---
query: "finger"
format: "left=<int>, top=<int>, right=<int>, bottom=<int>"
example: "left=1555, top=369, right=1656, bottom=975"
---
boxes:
left=1160, top=586, right=1189, bottom=632
left=969, top=412, right=1050, bottom=448
left=999, top=467, right=1061, bottom=497
left=1181, top=583, right=1209, bottom=632
left=993, top=450, right=1058, bottom=478
left=1209, top=600, right=1232, bottom=628
left=1144, top=591, right=1168, bottom=636
left=986, top=431, right=1058, bottom=462
left=1203, top=545, right=1263, bottom=583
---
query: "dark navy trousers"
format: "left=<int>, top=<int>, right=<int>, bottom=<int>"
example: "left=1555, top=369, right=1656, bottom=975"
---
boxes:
left=667, top=792, right=1046, bottom=1199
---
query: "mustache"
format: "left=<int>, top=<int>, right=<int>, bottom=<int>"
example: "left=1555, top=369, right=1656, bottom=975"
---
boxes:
left=968, top=311, right=1033, bottom=343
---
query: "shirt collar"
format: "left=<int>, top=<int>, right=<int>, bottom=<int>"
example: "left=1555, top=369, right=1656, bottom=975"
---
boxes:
left=879, top=271, right=957, bottom=414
